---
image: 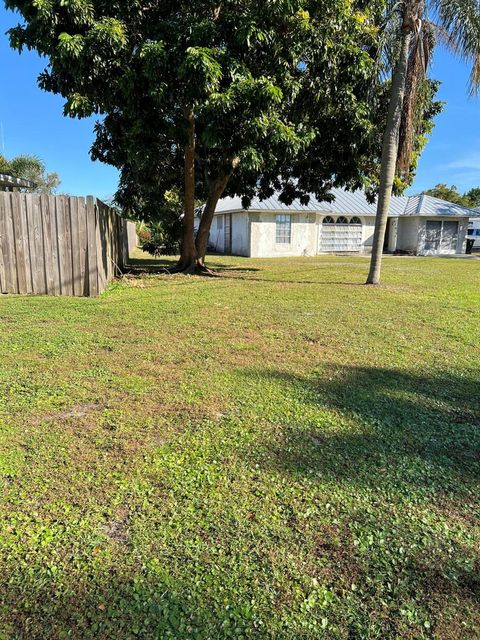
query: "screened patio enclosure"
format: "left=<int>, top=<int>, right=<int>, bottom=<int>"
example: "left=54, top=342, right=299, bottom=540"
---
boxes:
left=424, top=220, right=459, bottom=253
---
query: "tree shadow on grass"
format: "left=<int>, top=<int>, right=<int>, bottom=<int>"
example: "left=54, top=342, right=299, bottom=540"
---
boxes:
left=2, top=568, right=221, bottom=640
left=246, top=365, right=480, bottom=492
left=239, top=366, right=480, bottom=630
left=218, top=275, right=364, bottom=286
left=125, top=256, right=260, bottom=275
left=3, top=366, right=479, bottom=638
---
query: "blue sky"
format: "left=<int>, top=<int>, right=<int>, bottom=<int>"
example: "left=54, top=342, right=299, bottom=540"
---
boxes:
left=1, top=6, right=479, bottom=199
left=0, top=7, right=118, bottom=199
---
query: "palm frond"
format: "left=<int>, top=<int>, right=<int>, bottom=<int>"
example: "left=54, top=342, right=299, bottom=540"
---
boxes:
left=376, top=8, right=404, bottom=80
left=398, top=20, right=434, bottom=175
left=431, top=0, right=480, bottom=94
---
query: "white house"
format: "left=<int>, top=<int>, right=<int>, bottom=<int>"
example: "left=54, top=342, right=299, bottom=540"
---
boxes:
left=208, top=188, right=480, bottom=257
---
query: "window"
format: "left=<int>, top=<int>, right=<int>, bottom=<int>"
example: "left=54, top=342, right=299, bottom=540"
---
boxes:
left=336, top=216, right=348, bottom=224
left=276, top=214, right=292, bottom=244
left=350, top=217, right=361, bottom=225
left=323, top=216, right=335, bottom=224
left=217, top=216, right=224, bottom=230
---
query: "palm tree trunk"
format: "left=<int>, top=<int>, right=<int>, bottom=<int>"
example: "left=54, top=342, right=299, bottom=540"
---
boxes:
left=178, top=108, right=198, bottom=272
left=366, top=23, right=413, bottom=285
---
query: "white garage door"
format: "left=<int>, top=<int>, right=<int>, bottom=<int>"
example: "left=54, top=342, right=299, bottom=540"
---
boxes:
left=319, top=216, right=363, bottom=253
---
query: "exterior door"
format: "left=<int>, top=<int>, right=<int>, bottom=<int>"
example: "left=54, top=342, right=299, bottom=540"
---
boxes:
left=224, top=213, right=232, bottom=254
left=425, top=221, right=442, bottom=251
left=440, top=220, right=459, bottom=252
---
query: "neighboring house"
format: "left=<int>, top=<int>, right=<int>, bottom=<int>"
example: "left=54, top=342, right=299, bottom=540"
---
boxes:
left=0, top=173, right=36, bottom=191
left=209, top=188, right=480, bottom=257
left=468, top=211, right=480, bottom=249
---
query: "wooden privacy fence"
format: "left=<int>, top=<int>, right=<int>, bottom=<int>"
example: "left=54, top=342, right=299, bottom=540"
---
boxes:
left=0, top=193, right=130, bottom=297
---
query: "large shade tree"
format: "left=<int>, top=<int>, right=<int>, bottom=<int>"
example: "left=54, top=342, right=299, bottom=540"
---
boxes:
left=6, top=0, right=386, bottom=272
left=366, top=0, right=480, bottom=285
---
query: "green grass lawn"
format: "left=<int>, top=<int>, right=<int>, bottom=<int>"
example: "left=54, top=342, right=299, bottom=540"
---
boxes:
left=0, top=253, right=479, bottom=639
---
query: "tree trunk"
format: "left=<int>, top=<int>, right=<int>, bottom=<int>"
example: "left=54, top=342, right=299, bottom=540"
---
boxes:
left=177, top=108, right=198, bottom=272
left=195, top=157, right=240, bottom=268
left=366, top=22, right=413, bottom=285
left=195, top=190, right=222, bottom=268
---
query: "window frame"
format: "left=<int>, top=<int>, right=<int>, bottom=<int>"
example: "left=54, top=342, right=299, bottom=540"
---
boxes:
left=275, top=214, right=292, bottom=244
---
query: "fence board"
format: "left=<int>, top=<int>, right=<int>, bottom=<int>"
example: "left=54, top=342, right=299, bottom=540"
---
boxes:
left=3, top=193, right=18, bottom=293
left=96, top=200, right=107, bottom=294
left=78, top=197, right=89, bottom=297
left=13, top=194, right=32, bottom=294
left=29, top=195, right=47, bottom=295
left=0, top=195, right=7, bottom=293
left=12, top=194, right=27, bottom=293
left=54, top=195, right=65, bottom=295
left=69, top=196, right=80, bottom=296
left=86, top=196, right=98, bottom=296
left=22, top=194, right=34, bottom=294
left=58, top=196, right=74, bottom=296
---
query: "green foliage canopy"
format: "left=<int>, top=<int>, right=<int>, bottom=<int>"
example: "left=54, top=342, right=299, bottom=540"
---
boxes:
left=422, top=183, right=480, bottom=208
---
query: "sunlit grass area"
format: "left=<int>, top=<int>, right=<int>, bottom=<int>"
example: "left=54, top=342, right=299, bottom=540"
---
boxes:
left=0, top=253, right=479, bottom=639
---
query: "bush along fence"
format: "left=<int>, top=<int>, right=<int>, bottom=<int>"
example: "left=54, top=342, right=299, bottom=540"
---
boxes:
left=0, top=193, right=134, bottom=297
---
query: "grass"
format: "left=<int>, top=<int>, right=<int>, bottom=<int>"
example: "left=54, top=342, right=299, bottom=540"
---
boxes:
left=0, top=252, right=479, bottom=639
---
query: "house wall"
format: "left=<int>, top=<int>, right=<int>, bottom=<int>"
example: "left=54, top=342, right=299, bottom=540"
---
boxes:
left=250, top=212, right=317, bottom=258
left=361, top=218, right=376, bottom=251
left=397, top=217, right=420, bottom=253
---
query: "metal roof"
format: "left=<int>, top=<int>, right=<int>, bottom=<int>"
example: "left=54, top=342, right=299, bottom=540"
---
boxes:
left=215, top=188, right=480, bottom=218
left=0, top=173, right=36, bottom=190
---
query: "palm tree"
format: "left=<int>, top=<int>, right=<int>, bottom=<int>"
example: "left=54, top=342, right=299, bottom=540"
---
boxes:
left=0, top=154, right=60, bottom=194
left=366, top=0, right=480, bottom=285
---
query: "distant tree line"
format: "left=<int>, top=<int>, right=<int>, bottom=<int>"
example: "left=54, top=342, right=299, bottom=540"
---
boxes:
left=422, top=184, right=480, bottom=209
